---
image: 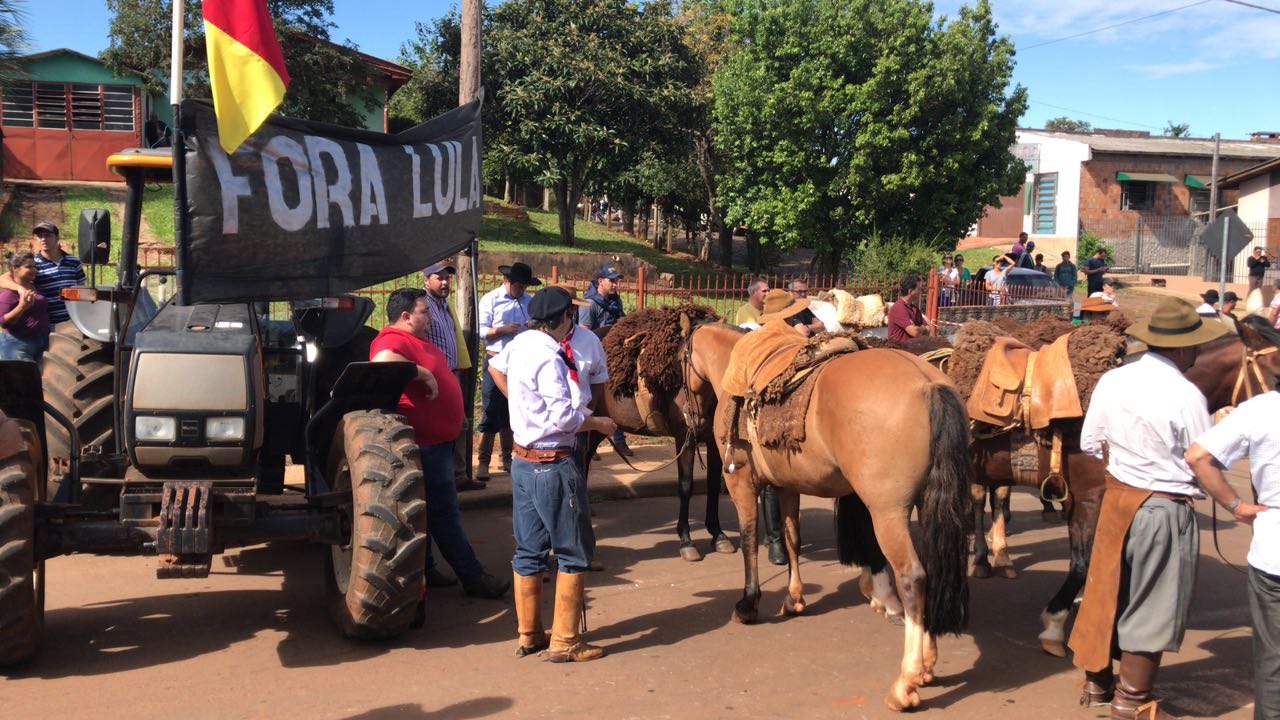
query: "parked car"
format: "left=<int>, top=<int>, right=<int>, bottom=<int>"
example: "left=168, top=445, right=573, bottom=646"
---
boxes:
left=986, top=267, right=1070, bottom=305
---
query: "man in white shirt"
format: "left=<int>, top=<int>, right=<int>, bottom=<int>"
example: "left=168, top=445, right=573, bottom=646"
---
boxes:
left=1069, top=297, right=1230, bottom=720
left=476, top=262, right=539, bottom=480
left=491, top=286, right=616, bottom=662
left=1187, top=392, right=1280, bottom=720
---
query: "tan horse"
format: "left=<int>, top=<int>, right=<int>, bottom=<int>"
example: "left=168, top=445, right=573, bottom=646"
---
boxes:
left=684, top=321, right=973, bottom=712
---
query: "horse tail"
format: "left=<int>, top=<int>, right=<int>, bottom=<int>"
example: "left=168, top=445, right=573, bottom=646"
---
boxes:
left=921, top=383, right=973, bottom=636
left=834, top=492, right=887, bottom=573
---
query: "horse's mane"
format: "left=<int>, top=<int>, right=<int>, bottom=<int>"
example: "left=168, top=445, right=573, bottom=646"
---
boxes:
left=604, top=305, right=720, bottom=398
left=1241, top=314, right=1280, bottom=349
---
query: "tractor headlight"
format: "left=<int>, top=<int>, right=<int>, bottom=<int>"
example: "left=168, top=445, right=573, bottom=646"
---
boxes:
left=135, top=416, right=176, bottom=442
left=205, top=417, right=246, bottom=441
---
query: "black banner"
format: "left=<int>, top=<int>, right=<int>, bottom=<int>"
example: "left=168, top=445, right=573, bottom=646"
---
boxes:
left=180, top=97, right=481, bottom=303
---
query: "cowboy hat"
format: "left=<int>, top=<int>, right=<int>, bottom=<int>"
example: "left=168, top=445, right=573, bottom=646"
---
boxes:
left=758, top=288, right=811, bottom=324
left=498, top=262, right=542, bottom=286
left=1126, top=297, right=1230, bottom=348
left=551, top=283, right=591, bottom=308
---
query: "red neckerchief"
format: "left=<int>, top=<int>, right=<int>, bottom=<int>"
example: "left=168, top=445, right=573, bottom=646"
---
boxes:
left=559, top=324, right=579, bottom=383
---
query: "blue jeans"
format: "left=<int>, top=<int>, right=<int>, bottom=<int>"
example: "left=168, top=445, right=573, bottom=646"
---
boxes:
left=510, top=456, right=594, bottom=576
left=477, top=355, right=510, bottom=433
left=419, top=442, right=484, bottom=581
left=0, top=331, right=45, bottom=363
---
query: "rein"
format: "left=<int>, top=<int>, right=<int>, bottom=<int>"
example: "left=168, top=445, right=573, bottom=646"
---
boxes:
left=1230, top=345, right=1278, bottom=407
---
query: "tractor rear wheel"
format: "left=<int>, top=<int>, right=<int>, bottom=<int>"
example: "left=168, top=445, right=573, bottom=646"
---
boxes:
left=325, top=410, right=426, bottom=639
left=41, top=321, right=116, bottom=505
left=0, top=416, right=44, bottom=667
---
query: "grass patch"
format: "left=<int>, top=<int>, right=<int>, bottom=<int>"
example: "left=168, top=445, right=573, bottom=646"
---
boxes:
left=140, top=184, right=175, bottom=243
left=482, top=205, right=711, bottom=276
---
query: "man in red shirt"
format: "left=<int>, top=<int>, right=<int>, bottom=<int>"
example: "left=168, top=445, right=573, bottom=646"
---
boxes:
left=887, top=274, right=930, bottom=342
left=371, top=288, right=509, bottom=601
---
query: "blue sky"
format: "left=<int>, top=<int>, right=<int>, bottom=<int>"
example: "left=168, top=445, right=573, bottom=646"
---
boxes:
left=21, top=0, right=1280, bottom=139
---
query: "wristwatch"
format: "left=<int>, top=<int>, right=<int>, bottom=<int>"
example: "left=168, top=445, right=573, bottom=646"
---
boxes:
left=1226, top=496, right=1242, bottom=512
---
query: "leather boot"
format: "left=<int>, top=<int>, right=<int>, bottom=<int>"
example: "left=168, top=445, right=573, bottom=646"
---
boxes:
left=499, top=428, right=514, bottom=472
left=1111, top=652, right=1179, bottom=720
left=476, top=431, right=495, bottom=481
left=761, top=486, right=787, bottom=566
left=1081, top=665, right=1114, bottom=706
left=547, top=572, right=605, bottom=663
left=513, top=572, right=549, bottom=657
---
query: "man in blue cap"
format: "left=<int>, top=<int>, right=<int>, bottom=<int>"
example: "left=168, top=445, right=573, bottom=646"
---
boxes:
left=579, top=262, right=632, bottom=456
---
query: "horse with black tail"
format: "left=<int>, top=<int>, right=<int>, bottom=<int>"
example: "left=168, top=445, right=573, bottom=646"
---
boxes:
left=686, top=319, right=973, bottom=712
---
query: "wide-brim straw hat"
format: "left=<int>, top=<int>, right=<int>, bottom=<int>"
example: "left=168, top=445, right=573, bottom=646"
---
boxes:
left=1126, top=297, right=1230, bottom=348
left=551, top=283, right=591, bottom=308
left=758, top=289, right=810, bottom=324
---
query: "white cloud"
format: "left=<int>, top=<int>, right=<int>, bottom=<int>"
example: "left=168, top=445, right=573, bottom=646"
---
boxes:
left=1124, top=60, right=1224, bottom=78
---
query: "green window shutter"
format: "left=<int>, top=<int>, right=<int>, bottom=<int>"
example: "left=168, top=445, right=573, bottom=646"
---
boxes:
left=1023, top=181, right=1033, bottom=215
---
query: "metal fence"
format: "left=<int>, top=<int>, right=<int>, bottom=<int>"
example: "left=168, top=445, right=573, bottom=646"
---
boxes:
left=1084, top=215, right=1271, bottom=283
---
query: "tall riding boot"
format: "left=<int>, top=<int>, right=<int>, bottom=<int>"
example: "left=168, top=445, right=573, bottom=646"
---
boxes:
left=513, top=572, right=549, bottom=657
left=547, top=572, right=605, bottom=663
left=1081, top=665, right=1114, bottom=706
left=1111, top=651, right=1179, bottom=720
left=499, top=428, right=514, bottom=472
left=761, top=485, right=787, bottom=566
left=476, top=431, right=495, bottom=481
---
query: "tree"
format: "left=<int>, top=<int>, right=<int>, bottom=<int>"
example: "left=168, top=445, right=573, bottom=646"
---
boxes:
left=679, top=0, right=735, bottom=267
left=0, top=1, right=28, bottom=90
left=387, top=12, right=462, bottom=132
left=1163, top=121, right=1191, bottom=138
left=103, top=0, right=376, bottom=127
left=712, top=0, right=1027, bottom=270
left=1043, top=116, right=1092, bottom=133
left=487, top=0, right=698, bottom=246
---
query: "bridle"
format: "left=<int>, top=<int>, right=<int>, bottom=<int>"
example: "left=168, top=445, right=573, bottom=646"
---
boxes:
left=1230, top=345, right=1279, bottom=407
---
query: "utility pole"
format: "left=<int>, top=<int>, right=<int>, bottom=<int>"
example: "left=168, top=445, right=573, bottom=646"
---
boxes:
left=1207, top=132, right=1220, bottom=280
left=457, top=0, right=482, bottom=479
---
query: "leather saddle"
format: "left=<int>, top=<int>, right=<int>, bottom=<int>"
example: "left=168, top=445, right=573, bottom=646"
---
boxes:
left=967, top=333, right=1083, bottom=430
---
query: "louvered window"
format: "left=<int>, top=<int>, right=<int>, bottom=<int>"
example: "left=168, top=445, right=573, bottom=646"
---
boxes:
left=2, top=82, right=134, bottom=132
left=1033, top=172, right=1057, bottom=235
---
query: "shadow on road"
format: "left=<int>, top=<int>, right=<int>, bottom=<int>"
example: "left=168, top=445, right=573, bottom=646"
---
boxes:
left=342, top=697, right=514, bottom=720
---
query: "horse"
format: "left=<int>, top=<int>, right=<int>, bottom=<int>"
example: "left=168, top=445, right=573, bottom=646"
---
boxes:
left=583, top=312, right=736, bottom=562
left=684, top=320, right=973, bottom=712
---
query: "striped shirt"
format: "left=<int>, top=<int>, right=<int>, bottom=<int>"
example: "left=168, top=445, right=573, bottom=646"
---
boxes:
left=424, top=293, right=458, bottom=369
left=34, top=252, right=85, bottom=324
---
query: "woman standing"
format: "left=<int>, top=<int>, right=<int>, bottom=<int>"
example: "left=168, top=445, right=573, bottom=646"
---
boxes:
left=0, top=252, right=50, bottom=362
left=986, top=254, right=1016, bottom=306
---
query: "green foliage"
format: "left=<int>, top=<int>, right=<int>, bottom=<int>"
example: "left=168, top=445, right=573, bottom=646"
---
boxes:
left=0, top=0, right=29, bottom=89
left=103, top=0, right=377, bottom=127
left=847, top=232, right=939, bottom=278
left=387, top=12, right=461, bottom=130
left=1162, top=121, right=1191, bottom=138
left=487, top=0, right=699, bottom=246
left=1078, top=230, right=1112, bottom=263
left=711, top=0, right=1027, bottom=270
left=1043, top=116, right=1092, bottom=133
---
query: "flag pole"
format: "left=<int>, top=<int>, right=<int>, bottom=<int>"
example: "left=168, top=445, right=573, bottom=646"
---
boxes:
left=170, top=0, right=190, bottom=305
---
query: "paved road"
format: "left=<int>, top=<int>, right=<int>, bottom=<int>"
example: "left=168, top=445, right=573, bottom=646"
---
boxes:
left=3, top=485, right=1260, bottom=719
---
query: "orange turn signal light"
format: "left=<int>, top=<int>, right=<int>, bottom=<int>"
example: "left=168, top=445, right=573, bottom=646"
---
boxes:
left=61, top=287, right=98, bottom=302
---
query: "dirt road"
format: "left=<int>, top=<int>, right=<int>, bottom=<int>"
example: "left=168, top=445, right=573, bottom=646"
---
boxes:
left=3, top=488, right=1259, bottom=719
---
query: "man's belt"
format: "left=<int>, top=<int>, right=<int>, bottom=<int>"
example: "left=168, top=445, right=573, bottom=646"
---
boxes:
left=1147, top=489, right=1194, bottom=503
left=513, top=444, right=573, bottom=463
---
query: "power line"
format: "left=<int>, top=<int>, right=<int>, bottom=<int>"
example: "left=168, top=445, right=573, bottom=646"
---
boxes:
left=1021, top=0, right=1212, bottom=50
left=1031, top=100, right=1164, bottom=130
left=1221, top=0, right=1280, bottom=13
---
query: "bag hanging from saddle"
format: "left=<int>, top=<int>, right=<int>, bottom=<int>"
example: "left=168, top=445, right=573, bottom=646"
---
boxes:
left=967, top=332, right=1083, bottom=430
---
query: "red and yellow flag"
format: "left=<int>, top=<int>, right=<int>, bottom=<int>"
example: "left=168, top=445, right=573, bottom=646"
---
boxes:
left=202, top=0, right=290, bottom=154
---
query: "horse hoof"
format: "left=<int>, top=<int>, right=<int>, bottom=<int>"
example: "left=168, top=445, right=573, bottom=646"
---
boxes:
left=920, top=670, right=934, bottom=686
left=732, top=600, right=759, bottom=625
left=714, top=536, right=737, bottom=554
left=781, top=595, right=806, bottom=616
left=679, top=545, right=704, bottom=562
left=870, top=599, right=886, bottom=614
left=996, top=565, right=1018, bottom=579
left=884, top=685, right=921, bottom=712
left=1039, top=638, right=1067, bottom=658
left=972, top=564, right=993, bottom=579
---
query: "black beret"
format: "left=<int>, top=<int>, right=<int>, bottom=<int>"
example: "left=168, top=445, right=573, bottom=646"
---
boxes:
left=528, top=286, right=572, bottom=321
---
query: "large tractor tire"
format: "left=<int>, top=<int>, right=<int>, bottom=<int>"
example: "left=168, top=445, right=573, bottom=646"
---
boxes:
left=325, top=410, right=426, bottom=639
left=41, top=321, right=115, bottom=504
left=0, top=416, right=44, bottom=667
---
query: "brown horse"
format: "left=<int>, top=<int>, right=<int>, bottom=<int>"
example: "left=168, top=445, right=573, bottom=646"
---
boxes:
left=582, top=320, right=735, bottom=561
left=685, top=321, right=973, bottom=712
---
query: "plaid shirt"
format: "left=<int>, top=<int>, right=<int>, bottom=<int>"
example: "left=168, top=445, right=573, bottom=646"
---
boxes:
left=424, top=293, right=459, bottom=369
